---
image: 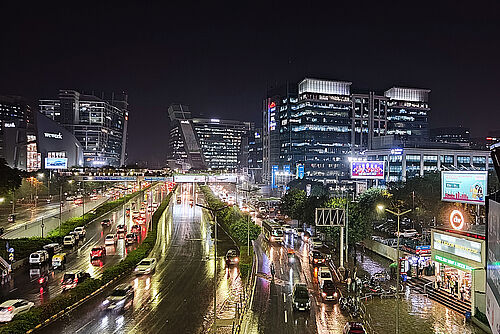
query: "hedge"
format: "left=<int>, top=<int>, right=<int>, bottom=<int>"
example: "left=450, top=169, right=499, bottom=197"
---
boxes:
left=199, top=186, right=259, bottom=279
left=0, top=186, right=151, bottom=261
left=0, top=187, right=175, bottom=334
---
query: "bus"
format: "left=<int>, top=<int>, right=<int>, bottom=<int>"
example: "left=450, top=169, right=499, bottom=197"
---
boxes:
left=262, top=220, right=284, bottom=244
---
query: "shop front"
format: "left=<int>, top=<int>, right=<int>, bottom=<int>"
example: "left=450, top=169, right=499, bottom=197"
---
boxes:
left=431, top=229, right=486, bottom=315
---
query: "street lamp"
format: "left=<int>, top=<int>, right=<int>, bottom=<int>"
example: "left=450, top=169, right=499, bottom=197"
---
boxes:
left=377, top=204, right=411, bottom=334
left=238, top=184, right=259, bottom=256
left=0, top=198, right=5, bottom=203
left=196, top=202, right=229, bottom=334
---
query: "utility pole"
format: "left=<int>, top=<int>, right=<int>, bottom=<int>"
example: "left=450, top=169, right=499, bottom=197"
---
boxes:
left=196, top=202, right=229, bottom=334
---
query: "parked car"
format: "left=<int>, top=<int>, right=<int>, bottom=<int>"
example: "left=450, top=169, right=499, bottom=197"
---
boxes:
left=90, top=246, right=106, bottom=259
left=61, top=271, right=91, bottom=291
left=395, top=229, right=418, bottom=238
left=101, top=284, right=134, bottom=312
left=292, top=283, right=310, bottom=312
left=225, top=249, right=239, bottom=266
left=101, top=218, right=112, bottom=227
left=0, top=299, right=34, bottom=322
left=29, top=250, right=49, bottom=265
left=134, top=258, right=156, bottom=275
left=74, top=227, right=86, bottom=238
left=104, top=234, right=118, bottom=245
left=63, top=235, right=76, bottom=247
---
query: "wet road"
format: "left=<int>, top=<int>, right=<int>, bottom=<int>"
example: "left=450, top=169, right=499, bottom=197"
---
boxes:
left=243, top=233, right=349, bottom=334
left=38, top=183, right=235, bottom=334
left=0, top=185, right=164, bottom=306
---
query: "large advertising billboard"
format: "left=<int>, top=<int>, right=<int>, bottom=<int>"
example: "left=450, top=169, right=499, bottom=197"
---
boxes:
left=350, top=161, right=384, bottom=179
left=433, top=231, right=482, bottom=263
left=207, top=175, right=237, bottom=183
left=441, top=171, right=487, bottom=205
left=44, top=157, right=68, bottom=169
left=173, top=175, right=206, bottom=183
left=487, top=199, right=500, bottom=332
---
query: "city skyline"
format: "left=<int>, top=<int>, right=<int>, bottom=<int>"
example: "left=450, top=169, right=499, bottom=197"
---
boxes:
left=1, top=2, right=499, bottom=165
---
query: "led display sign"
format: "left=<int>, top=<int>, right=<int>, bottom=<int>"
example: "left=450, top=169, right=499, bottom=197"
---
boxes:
left=350, top=161, right=384, bottom=179
left=441, top=171, right=487, bottom=205
left=433, top=232, right=482, bottom=263
left=45, top=157, right=68, bottom=169
left=433, top=254, right=472, bottom=271
left=449, top=210, right=465, bottom=230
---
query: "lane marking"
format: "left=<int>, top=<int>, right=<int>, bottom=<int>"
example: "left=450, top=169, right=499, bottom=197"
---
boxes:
left=283, top=292, right=286, bottom=303
left=280, top=267, right=283, bottom=276
left=284, top=310, right=287, bottom=323
left=75, top=320, right=93, bottom=333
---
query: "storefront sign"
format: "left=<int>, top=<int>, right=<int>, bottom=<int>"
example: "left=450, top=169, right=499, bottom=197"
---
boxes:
left=416, top=245, right=431, bottom=255
left=449, top=210, right=465, bottom=230
left=433, top=232, right=482, bottom=263
left=44, top=132, right=63, bottom=139
left=434, top=254, right=472, bottom=271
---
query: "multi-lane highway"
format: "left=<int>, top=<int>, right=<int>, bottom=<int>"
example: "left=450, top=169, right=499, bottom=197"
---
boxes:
left=38, top=183, right=237, bottom=334
left=243, top=233, right=348, bottom=334
left=0, top=185, right=164, bottom=306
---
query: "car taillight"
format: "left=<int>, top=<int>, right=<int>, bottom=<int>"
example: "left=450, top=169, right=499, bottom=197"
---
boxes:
left=74, top=278, right=78, bottom=284
left=38, top=277, right=45, bottom=284
left=7, top=307, right=12, bottom=312
left=314, top=259, right=318, bottom=263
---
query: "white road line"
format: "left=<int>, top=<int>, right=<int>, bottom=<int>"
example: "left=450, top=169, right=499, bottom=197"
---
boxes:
left=284, top=310, right=288, bottom=323
left=75, top=320, right=93, bottom=333
left=280, top=267, right=283, bottom=276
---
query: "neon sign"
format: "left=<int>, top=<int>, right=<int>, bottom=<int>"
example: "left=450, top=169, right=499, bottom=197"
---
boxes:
left=450, top=210, right=465, bottom=230
left=434, top=254, right=472, bottom=271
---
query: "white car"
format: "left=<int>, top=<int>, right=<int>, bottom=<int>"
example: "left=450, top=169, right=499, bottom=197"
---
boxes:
left=395, top=229, right=418, bottom=238
left=318, top=267, right=333, bottom=288
left=74, top=227, right=86, bottom=238
left=105, top=234, right=117, bottom=245
left=134, top=258, right=157, bottom=275
left=29, top=250, right=49, bottom=265
left=0, top=299, right=34, bottom=322
left=63, top=235, right=76, bottom=247
left=281, top=224, right=293, bottom=234
left=309, top=237, right=323, bottom=249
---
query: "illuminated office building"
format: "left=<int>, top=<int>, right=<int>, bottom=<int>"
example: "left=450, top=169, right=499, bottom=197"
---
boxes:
left=39, top=90, right=128, bottom=167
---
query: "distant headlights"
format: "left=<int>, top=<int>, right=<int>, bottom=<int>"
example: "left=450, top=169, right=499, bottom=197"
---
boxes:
left=102, top=300, right=110, bottom=306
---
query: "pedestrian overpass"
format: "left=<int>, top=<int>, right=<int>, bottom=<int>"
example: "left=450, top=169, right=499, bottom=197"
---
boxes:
left=75, top=174, right=238, bottom=183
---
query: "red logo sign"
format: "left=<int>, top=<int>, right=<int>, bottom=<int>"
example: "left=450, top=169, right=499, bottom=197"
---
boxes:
left=449, top=210, right=464, bottom=230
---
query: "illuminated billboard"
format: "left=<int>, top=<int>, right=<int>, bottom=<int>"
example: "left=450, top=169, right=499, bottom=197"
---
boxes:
left=441, top=171, right=487, bottom=205
left=173, top=175, right=206, bottom=183
left=45, top=157, right=68, bottom=169
left=350, top=161, right=384, bottom=179
left=487, top=199, right=500, bottom=332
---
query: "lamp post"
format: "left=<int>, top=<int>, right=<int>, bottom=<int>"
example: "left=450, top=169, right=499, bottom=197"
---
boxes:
left=377, top=204, right=411, bottom=334
left=196, top=202, right=229, bottom=334
left=238, top=183, right=259, bottom=256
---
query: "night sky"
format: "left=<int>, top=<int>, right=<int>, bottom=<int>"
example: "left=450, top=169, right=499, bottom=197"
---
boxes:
left=1, top=1, right=499, bottom=166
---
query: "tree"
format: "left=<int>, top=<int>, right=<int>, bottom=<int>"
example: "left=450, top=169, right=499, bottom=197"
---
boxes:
left=287, top=179, right=329, bottom=197
left=280, top=188, right=306, bottom=220
left=0, top=158, right=23, bottom=197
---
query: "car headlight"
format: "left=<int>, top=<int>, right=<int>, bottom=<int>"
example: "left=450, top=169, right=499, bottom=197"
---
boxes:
left=102, top=300, right=110, bottom=306
left=135, top=268, right=139, bottom=272
left=334, top=292, right=338, bottom=298
left=144, top=268, right=151, bottom=273
left=116, top=300, right=125, bottom=306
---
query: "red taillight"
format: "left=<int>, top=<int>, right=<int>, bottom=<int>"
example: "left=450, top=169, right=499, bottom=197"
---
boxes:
left=38, top=277, right=44, bottom=284
left=7, top=307, right=12, bottom=312
left=314, top=259, right=318, bottom=263
left=74, top=278, right=78, bottom=284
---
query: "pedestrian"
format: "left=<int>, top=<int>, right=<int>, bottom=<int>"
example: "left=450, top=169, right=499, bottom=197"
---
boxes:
left=347, top=277, right=352, bottom=292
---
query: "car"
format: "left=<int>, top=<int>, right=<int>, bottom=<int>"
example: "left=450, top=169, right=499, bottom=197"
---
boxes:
left=309, top=250, right=326, bottom=266
left=134, top=258, right=157, bottom=275
left=101, top=284, right=134, bottom=312
left=318, top=267, right=333, bottom=287
left=43, top=243, right=62, bottom=257
left=105, top=234, right=117, bottom=245
left=131, top=224, right=141, bottom=234
left=63, top=235, right=76, bottom=247
left=69, top=231, right=80, bottom=242
left=292, top=283, right=310, bottom=311
left=91, top=246, right=106, bottom=259
left=395, top=229, right=418, bottom=238
left=309, top=236, right=323, bottom=249
left=7, top=214, right=16, bottom=223
left=74, top=227, right=86, bottom=238
left=0, top=299, right=35, bottom=322
left=343, top=321, right=366, bottom=334
left=61, top=271, right=91, bottom=290
left=135, top=216, right=146, bottom=224
left=116, top=224, right=127, bottom=234
left=125, top=233, right=137, bottom=245
left=125, top=208, right=131, bottom=217
left=225, top=249, right=239, bottom=266
left=281, top=224, right=293, bottom=234
left=74, top=198, right=83, bottom=205
left=29, top=250, right=49, bottom=265
left=321, top=279, right=339, bottom=302
left=52, top=253, right=67, bottom=269
left=132, top=211, right=140, bottom=218
left=101, top=218, right=112, bottom=227
left=139, top=209, right=146, bottom=217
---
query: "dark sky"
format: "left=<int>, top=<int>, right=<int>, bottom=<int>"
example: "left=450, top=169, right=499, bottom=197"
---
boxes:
left=1, top=1, right=499, bottom=165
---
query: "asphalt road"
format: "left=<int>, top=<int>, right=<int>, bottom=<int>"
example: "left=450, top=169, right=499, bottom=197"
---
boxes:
left=0, top=185, right=165, bottom=306
left=38, top=183, right=234, bottom=334
left=243, top=233, right=349, bottom=334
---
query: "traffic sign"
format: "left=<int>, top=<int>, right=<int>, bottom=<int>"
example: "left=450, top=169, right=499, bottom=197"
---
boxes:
left=8, top=248, right=14, bottom=254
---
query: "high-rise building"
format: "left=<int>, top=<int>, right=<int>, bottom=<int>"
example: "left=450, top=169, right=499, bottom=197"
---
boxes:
left=385, top=87, right=431, bottom=141
left=351, top=92, right=388, bottom=153
left=0, top=95, right=34, bottom=170
left=39, top=90, right=129, bottom=167
left=430, top=127, right=471, bottom=147
left=248, top=127, right=263, bottom=183
left=167, top=104, right=252, bottom=172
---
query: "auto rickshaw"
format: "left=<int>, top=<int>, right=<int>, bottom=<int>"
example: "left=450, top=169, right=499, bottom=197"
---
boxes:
left=52, top=253, right=67, bottom=269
